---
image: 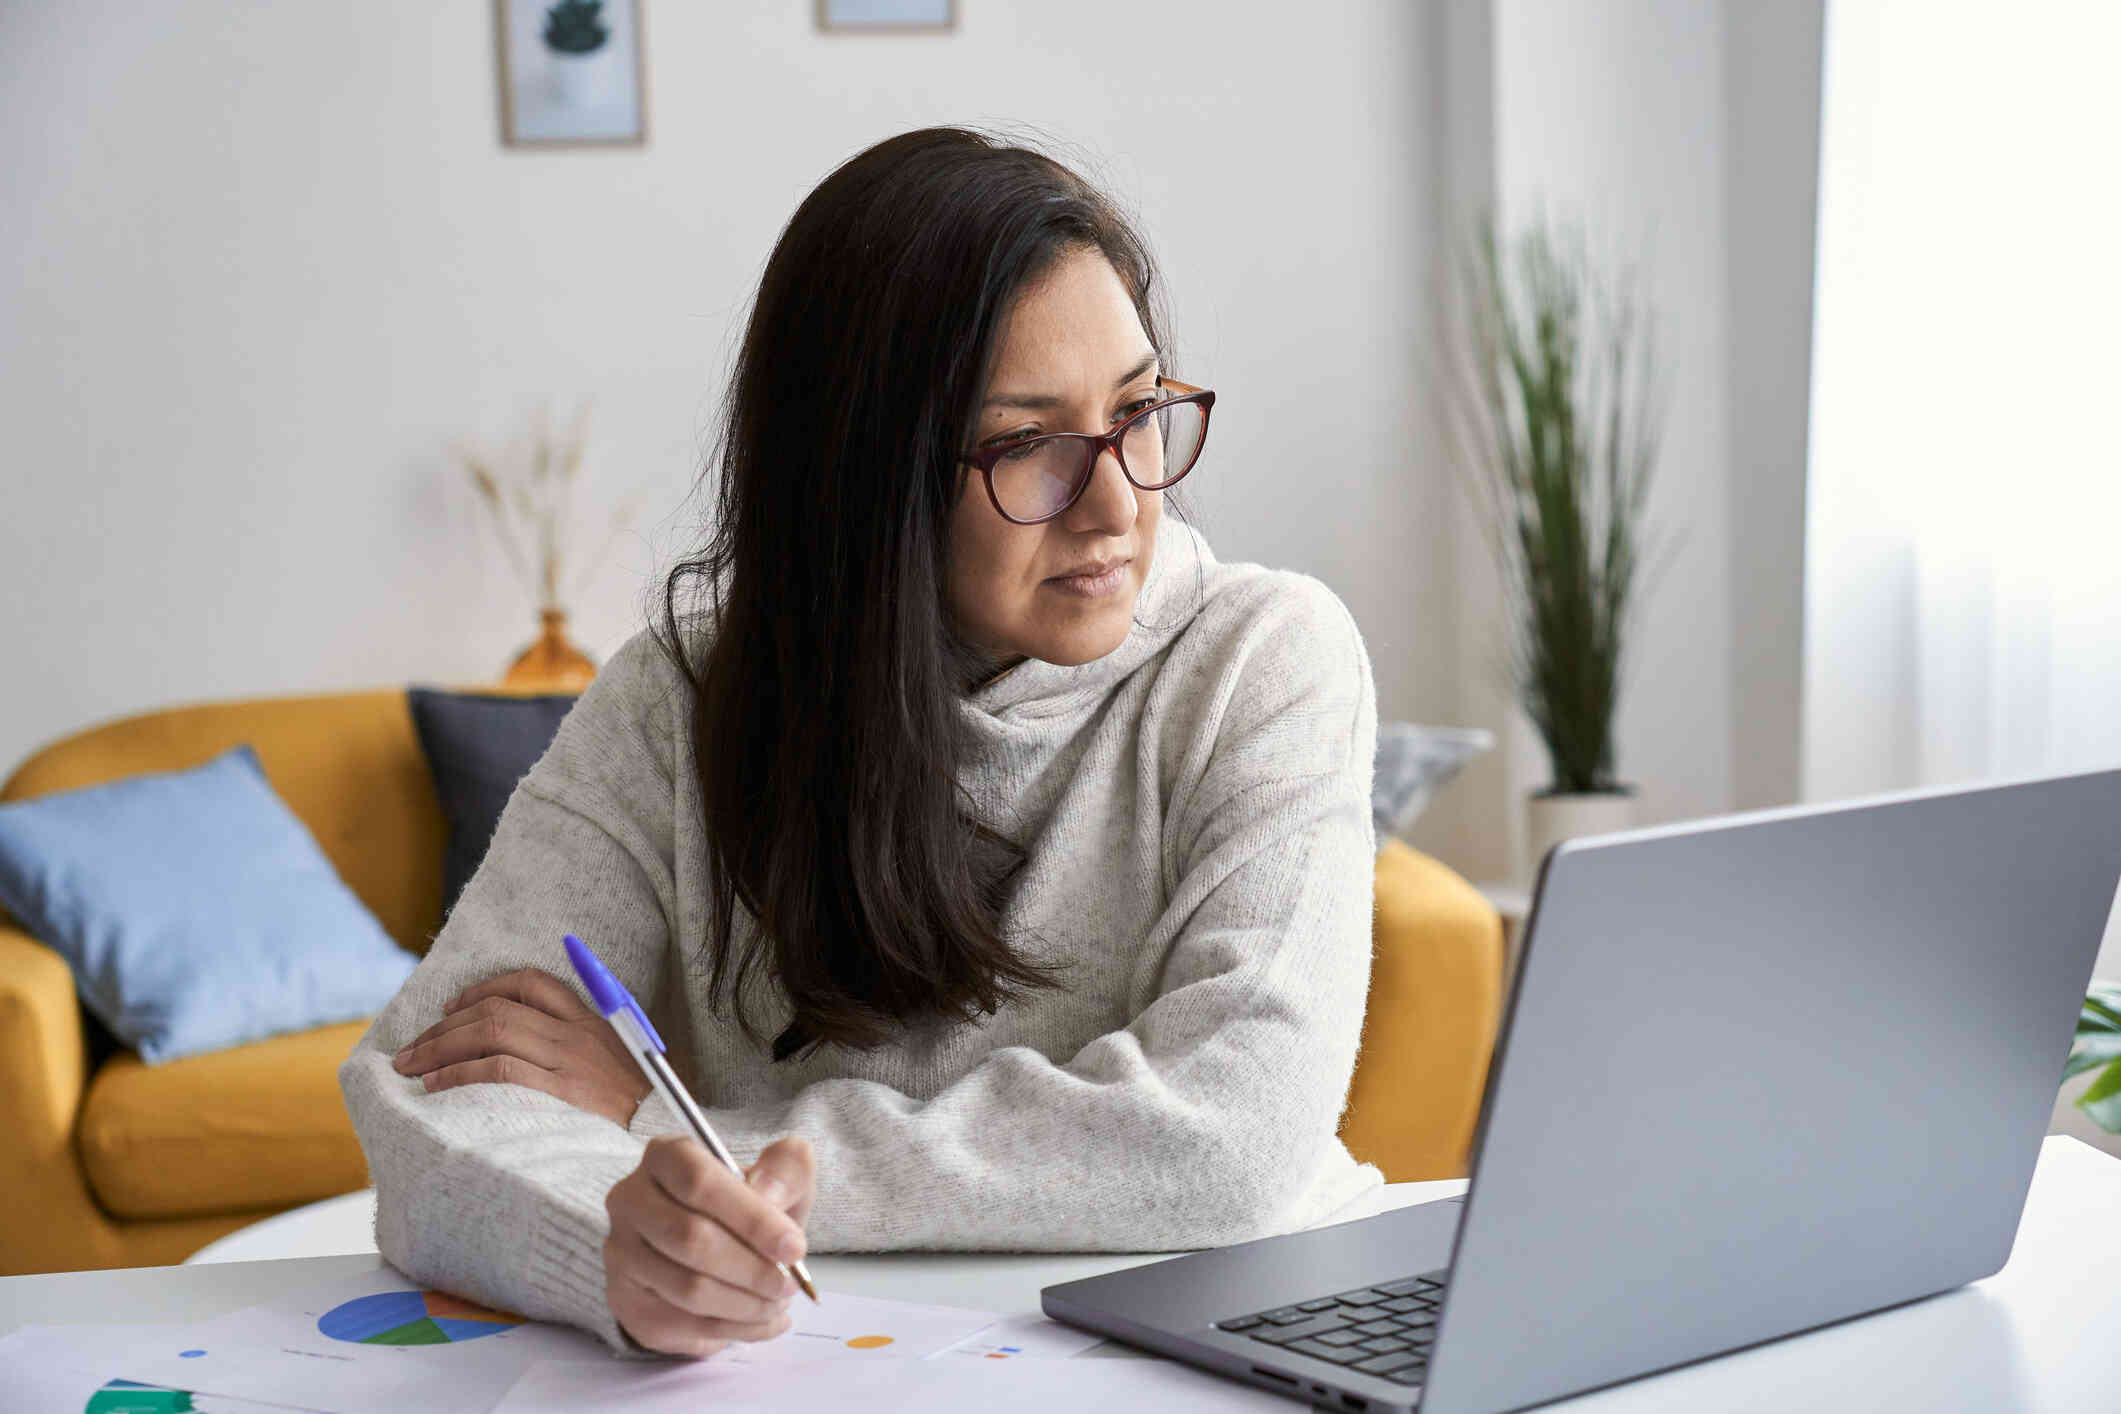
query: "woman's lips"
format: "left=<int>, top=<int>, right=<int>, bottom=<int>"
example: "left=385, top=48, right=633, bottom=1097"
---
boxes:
left=1045, top=560, right=1130, bottom=598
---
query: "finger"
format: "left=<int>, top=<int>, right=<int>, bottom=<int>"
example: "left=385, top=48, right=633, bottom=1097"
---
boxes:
left=616, top=1225, right=792, bottom=1325
left=747, top=1137, right=816, bottom=1227
left=404, top=992, right=553, bottom=1054
left=609, top=1272, right=791, bottom=1359
left=445, top=968, right=592, bottom=1023
left=607, top=1270, right=729, bottom=1360
left=628, top=1170, right=794, bottom=1305
left=641, top=1140, right=805, bottom=1296
left=418, top=1053, right=560, bottom=1100
left=650, top=1138, right=809, bottom=1269
left=396, top=998, right=565, bottom=1075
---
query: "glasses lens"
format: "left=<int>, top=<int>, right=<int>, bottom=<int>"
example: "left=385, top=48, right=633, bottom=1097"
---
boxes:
left=1122, top=398, right=1206, bottom=489
left=989, top=437, right=1091, bottom=521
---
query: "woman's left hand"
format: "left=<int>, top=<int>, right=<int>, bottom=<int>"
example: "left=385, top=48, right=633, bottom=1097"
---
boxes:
left=393, top=968, right=652, bottom=1127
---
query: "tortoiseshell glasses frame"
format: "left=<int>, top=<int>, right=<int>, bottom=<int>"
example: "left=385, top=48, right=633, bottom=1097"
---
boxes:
left=959, top=376, right=1216, bottom=525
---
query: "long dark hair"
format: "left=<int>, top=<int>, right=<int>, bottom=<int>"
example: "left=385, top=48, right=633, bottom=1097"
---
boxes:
left=659, top=127, right=1175, bottom=1060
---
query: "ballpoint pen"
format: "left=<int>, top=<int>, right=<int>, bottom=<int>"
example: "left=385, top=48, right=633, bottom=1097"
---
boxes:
left=562, top=932, right=820, bottom=1304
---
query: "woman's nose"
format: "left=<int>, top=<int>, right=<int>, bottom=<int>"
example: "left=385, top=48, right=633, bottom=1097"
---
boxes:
left=1065, top=445, right=1139, bottom=533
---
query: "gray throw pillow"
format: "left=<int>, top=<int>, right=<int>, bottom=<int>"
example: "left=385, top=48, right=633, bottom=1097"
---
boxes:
left=1373, top=722, right=1494, bottom=840
left=407, top=688, right=580, bottom=921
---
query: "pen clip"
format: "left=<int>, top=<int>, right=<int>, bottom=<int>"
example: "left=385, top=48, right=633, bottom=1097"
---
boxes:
left=563, top=933, right=667, bottom=1054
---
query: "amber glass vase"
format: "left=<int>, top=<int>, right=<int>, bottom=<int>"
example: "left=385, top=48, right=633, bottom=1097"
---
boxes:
left=504, top=608, right=596, bottom=691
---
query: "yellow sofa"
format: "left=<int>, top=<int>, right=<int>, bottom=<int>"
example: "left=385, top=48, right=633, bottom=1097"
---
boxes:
left=0, top=692, right=1503, bottom=1275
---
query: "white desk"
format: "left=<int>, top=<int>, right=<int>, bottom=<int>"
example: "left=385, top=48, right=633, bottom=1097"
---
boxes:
left=6, top=1138, right=2118, bottom=1411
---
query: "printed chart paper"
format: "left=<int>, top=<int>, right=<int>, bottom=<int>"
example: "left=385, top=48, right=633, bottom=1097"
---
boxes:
left=934, top=1313, right=1106, bottom=1360
left=493, top=1351, right=1293, bottom=1414
left=0, top=1324, right=325, bottom=1414
left=715, top=1289, right=1000, bottom=1367
left=107, top=1266, right=606, bottom=1414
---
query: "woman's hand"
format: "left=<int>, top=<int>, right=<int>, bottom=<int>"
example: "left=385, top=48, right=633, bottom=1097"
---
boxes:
left=392, top=968, right=652, bottom=1127
left=605, top=1135, right=815, bottom=1357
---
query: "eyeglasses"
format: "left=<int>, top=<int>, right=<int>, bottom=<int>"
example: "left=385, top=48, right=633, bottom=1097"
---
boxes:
left=960, top=377, right=1216, bottom=525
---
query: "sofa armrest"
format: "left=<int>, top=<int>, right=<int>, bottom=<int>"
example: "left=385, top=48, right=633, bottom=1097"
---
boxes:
left=1338, top=840, right=1506, bottom=1181
left=0, top=922, right=120, bottom=1272
left=0, top=923, right=87, bottom=1154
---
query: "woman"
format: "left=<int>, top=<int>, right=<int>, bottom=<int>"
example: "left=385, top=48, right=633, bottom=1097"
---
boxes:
left=341, top=126, right=1381, bottom=1358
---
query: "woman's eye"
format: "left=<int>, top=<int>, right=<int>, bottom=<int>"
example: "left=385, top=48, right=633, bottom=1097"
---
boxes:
left=1115, top=396, right=1161, bottom=422
left=996, top=440, right=1043, bottom=463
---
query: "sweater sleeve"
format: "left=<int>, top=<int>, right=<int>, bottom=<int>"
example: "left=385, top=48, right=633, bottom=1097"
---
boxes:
left=677, top=578, right=1381, bottom=1252
left=338, top=634, right=684, bottom=1352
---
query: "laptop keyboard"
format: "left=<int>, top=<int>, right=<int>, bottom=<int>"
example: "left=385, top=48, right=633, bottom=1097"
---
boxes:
left=1213, top=1268, right=1448, bottom=1387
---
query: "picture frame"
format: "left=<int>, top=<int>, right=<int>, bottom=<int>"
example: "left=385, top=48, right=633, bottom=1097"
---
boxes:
left=816, top=0, right=956, bottom=32
left=495, top=0, right=647, bottom=148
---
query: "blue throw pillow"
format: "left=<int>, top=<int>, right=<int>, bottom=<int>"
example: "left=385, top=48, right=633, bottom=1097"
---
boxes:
left=0, top=744, right=415, bottom=1064
left=406, top=688, right=579, bottom=922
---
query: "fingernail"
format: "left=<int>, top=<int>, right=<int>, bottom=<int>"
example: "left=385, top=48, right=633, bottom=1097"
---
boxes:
left=774, top=1233, right=805, bottom=1265
left=755, top=1177, right=787, bottom=1208
left=393, top=1048, right=410, bottom=1068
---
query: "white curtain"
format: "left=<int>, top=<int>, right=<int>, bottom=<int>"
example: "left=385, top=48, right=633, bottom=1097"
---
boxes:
left=1803, top=0, right=2121, bottom=804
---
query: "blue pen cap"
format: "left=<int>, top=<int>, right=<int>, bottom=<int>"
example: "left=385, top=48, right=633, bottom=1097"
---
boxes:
left=563, top=933, right=666, bottom=1054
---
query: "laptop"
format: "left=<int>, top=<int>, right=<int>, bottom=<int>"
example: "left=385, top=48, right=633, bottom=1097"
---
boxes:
left=1043, top=767, right=2121, bottom=1413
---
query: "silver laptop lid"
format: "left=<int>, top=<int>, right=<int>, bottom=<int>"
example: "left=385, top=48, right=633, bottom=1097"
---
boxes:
left=1419, top=768, right=2121, bottom=1414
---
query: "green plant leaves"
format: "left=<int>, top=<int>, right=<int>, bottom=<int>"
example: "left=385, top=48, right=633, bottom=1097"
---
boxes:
left=2068, top=981, right=2121, bottom=1133
left=1451, top=217, right=1664, bottom=794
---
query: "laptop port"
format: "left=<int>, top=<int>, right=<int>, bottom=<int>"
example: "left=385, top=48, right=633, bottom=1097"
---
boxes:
left=1251, top=1367, right=1298, bottom=1386
left=1340, top=1396, right=1369, bottom=1411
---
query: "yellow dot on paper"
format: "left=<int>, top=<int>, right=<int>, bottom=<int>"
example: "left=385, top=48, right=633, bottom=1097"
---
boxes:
left=846, top=1335, right=895, bottom=1349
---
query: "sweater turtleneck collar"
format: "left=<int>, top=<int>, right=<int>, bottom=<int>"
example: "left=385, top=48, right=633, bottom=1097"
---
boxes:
left=964, top=514, right=1215, bottom=721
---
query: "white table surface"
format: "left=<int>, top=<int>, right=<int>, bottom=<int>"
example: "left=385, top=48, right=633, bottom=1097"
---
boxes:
left=7, top=1138, right=2119, bottom=1411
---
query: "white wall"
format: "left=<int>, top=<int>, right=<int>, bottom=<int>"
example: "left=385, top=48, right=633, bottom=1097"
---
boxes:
left=1726, top=0, right=1824, bottom=814
left=1413, top=0, right=1784, bottom=884
left=1, top=1, right=1830, bottom=901
left=0, top=0, right=1440, bottom=771
left=1495, top=0, right=1738, bottom=871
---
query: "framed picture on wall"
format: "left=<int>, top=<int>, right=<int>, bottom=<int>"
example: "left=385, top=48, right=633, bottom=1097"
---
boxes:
left=817, top=0, right=955, bottom=31
left=495, top=0, right=646, bottom=147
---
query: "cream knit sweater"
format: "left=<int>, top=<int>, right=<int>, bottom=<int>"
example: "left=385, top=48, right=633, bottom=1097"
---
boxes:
left=339, top=519, right=1382, bottom=1351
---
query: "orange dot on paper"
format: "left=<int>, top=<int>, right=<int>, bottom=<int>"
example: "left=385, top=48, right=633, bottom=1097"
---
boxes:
left=846, top=1335, right=895, bottom=1349
left=985, top=1352, right=1009, bottom=1359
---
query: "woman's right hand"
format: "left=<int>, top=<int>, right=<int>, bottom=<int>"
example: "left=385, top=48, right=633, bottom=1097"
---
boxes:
left=603, top=1134, right=815, bottom=1357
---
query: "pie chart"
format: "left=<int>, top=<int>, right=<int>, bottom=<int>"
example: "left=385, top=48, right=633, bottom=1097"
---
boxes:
left=316, top=1290, right=523, bottom=1346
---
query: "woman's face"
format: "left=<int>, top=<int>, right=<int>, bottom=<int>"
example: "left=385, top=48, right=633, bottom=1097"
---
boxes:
left=947, top=245, right=1163, bottom=671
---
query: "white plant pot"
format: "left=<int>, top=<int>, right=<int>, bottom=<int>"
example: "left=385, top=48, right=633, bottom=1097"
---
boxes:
left=546, top=47, right=611, bottom=108
left=1526, top=788, right=1637, bottom=879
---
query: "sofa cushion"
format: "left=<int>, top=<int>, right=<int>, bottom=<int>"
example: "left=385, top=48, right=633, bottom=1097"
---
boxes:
left=0, top=690, right=448, bottom=960
left=1340, top=839, right=1506, bottom=1180
left=1373, top=722, right=1494, bottom=839
left=77, top=1018, right=373, bottom=1220
left=406, top=688, right=579, bottom=921
left=0, top=744, right=416, bottom=1064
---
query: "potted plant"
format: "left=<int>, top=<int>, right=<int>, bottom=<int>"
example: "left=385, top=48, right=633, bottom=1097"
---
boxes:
left=542, top=0, right=612, bottom=108
left=1446, top=216, right=1673, bottom=879
left=455, top=400, right=638, bottom=691
left=2068, top=981, right=2121, bottom=1135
